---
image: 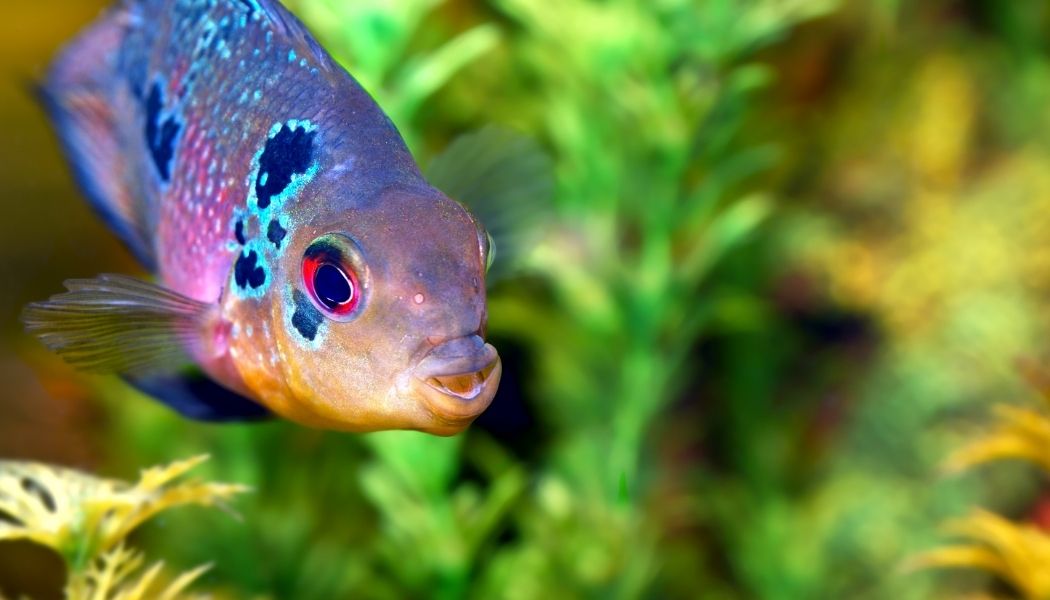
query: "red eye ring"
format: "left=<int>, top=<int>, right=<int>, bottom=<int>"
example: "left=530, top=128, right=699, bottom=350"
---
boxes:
left=302, top=253, right=359, bottom=316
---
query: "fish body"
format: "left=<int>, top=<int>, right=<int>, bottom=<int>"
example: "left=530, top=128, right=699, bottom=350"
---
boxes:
left=26, top=0, right=505, bottom=434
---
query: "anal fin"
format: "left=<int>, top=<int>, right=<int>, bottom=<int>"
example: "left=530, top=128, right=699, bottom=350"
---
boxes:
left=125, top=370, right=271, bottom=422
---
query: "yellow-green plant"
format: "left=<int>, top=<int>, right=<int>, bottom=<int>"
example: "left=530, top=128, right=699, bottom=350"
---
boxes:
left=62, top=543, right=211, bottom=600
left=0, top=455, right=245, bottom=599
left=910, top=367, right=1050, bottom=598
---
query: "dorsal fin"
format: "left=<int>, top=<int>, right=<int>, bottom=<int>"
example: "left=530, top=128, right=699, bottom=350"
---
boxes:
left=41, top=4, right=156, bottom=269
left=248, top=0, right=337, bottom=74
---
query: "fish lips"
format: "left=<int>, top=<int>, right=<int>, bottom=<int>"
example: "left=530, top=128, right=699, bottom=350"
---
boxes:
left=411, top=334, right=501, bottom=428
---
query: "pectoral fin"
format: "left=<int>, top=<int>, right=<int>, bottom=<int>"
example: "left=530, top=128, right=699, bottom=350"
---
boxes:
left=22, top=274, right=211, bottom=375
left=426, top=126, right=555, bottom=282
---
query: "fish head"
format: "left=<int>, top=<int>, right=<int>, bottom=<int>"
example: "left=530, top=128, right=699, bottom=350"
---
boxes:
left=232, top=183, right=500, bottom=435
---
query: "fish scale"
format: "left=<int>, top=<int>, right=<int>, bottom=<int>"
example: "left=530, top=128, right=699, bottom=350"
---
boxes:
left=114, top=0, right=348, bottom=301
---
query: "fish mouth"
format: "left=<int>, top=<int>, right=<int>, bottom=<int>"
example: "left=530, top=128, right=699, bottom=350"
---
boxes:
left=411, top=335, right=501, bottom=427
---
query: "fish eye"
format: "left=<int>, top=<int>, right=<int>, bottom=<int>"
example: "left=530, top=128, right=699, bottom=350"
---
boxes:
left=484, top=231, right=496, bottom=273
left=302, top=236, right=363, bottom=318
left=476, top=221, right=495, bottom=273
left=314, top=263, right=354, bottom=309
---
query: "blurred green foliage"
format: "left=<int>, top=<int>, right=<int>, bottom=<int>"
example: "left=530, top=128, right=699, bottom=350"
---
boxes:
left=7, top=0, right=1050, bottom=598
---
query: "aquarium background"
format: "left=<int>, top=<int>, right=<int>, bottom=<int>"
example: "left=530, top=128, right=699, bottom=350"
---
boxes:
left=2, top=0, right=1050, bottom=598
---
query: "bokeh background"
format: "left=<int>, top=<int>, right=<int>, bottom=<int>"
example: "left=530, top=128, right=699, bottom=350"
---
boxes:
left=3, top=0, right=1050, bottom=598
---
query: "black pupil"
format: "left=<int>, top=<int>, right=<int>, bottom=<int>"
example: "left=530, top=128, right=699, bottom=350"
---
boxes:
left=314, top=263, right=352, bottom=309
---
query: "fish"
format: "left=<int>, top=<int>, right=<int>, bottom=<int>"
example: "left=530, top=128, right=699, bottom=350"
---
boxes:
left=22, top=0, right=551, bottom=435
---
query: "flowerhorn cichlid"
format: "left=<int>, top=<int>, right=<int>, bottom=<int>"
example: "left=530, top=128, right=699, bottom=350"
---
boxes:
left=22, top=0, right=552, bottom=435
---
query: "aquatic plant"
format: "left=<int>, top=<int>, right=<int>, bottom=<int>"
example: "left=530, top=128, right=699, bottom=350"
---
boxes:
left=909, top=365, right=1050, bottom=598
left=16, top=0, right=1050, bottom=598
left=912, top=510, right=1050, bottom=599
left=0, top=455, right=244, bottom=599
left=88, top=0, right=838, bottom=596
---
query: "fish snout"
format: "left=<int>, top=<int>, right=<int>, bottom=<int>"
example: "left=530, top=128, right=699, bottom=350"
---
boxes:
left=410, top=334, right=500, bottom=428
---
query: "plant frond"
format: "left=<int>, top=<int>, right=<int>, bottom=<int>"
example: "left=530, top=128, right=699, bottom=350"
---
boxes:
left=64, top=543, right=211, bottom=600
left=943, top=405, right=1050, bottom=474
left=911, top=510, right=1050, bottom=599
left=0, top=455, right=247, bottom=571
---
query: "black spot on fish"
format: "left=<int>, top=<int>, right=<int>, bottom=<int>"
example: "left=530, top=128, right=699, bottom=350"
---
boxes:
left=144, top=82, right=180, bottom=182
left=267, top=219, right=287, bottom=248
left=238, top=0, right=257, bottom=15
left=235, top=219, right=246, bottom=245
left=256, top=125, right=316, bottom=209
left=234, top=250, right=266, bottom=289
left=291, top=289, right=322, bottom=341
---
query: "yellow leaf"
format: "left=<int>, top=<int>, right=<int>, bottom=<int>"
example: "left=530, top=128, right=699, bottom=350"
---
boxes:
left=912, top=510, right=1050, bottom=599
left=903, top=544, right=1008, bottom=577
left=64, top=543, right=211, bottom=600
left=943, top=404, right=1050, bottom=474
left=0, top=455, right=247, bottom=572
